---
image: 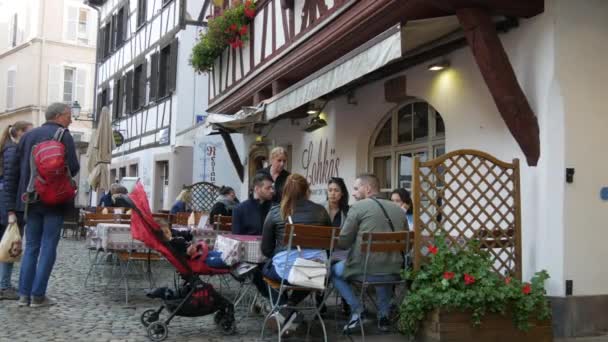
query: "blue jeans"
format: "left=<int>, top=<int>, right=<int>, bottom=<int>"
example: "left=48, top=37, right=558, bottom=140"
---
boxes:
left=331, top=261, right=397, bottom=318
left=0, top=262, right=14, bottom=289
left=18, top=209, right=63, bottom=298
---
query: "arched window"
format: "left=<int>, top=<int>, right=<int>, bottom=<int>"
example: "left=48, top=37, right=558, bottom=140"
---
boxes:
left=370, top=100, right=446, bottom=196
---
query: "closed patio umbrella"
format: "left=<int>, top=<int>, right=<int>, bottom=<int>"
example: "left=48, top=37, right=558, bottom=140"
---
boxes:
left=87, top=106, right=115, bottom=193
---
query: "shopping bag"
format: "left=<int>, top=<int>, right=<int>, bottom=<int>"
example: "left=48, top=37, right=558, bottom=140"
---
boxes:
left=215, top=234, right=242, bottom=266
left=0, top=222, right=22, bottom=262
left=287, top=257, right=327, bottom=290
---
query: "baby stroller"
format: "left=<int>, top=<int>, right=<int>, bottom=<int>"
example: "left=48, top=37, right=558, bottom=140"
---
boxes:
left=118, top=182, right=236, bottom=341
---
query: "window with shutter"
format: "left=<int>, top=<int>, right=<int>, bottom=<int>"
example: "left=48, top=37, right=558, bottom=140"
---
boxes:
left=103, top=24, right=111, bottom=57
left=137, top=0, right=147, bottom=28
left=63, top=67, right=75, bottom=103
left=47, top=65, right=62, bottom=104
left=116, top=7, right=125, bottom=47
left=111, top=15, right=117, bottom=51
left=159, top=45, right=170, bottom=98
left=168, top=39, right=179, bottom=93
left=121, top=74, right=127, bottom=117
left=149, top=52, right=159, bottom=101
left=98, top=24, right=105, bottom=60
left=125, top=70, right=134, bottom=114
left=133, top=64, right=145, bottom=111
left=78, top=8, right=89, bottom=45
left=6, top=69, right=16, bottom=110
left=140, top=59, right=147, bottom=108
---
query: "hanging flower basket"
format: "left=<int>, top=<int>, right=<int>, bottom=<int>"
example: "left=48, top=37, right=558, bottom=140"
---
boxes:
left=399, top=235, right=553, bottom=341
left=190, top=0, right=256, bottom=73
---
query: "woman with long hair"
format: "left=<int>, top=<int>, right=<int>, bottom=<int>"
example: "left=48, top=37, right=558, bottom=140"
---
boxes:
left=325, top=177, right=349, bottom=227
left=261, top=174, right=330, bottom=334
left=170, top=189, right=193, bottom=214
left=391, top=188, right=413, bottom=228
left=0, top=121, right=33, bottom=300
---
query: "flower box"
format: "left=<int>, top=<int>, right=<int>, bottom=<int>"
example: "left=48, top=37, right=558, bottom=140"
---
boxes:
left=419, top=308, right=553, bottom=342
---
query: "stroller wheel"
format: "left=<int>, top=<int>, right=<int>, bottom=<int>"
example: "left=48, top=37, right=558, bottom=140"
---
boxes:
left=213, top=311, right=224, bottom=324
left=220, top=317, right=236, bottom=335
left=141, top=309, right=160, bottom=327
left=147, top=321, right=168, bottom=342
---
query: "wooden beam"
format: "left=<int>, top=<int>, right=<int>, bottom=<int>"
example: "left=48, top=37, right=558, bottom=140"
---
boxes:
left=272, top=79, right=290, bottom=95
left=219, top=130, right=245, bottom=182
left=426, top=0, right=544, bottom=18
left=457, top=8, right=540, bottom=166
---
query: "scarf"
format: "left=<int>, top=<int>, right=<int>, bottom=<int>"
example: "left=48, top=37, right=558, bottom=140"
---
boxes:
left=215, top=195, right=237, bottom=211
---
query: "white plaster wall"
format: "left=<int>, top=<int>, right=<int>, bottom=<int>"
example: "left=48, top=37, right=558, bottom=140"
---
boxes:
left=556, top=0, right=608, bottom=296
left=266, top=3, right=569, bottom=295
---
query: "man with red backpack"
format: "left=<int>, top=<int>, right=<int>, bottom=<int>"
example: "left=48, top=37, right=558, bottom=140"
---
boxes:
left=4, top=102, right=80, bottom=307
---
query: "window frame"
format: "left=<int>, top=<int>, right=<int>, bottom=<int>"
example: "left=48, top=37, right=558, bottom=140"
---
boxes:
left=63, top=67, right=76, bottom=103
left=370, top=99, right=446, bottom=195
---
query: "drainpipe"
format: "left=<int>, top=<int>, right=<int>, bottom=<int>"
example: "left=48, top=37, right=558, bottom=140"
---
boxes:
left=86, top=1, right=102, bottom=129
left=37, top=0, right=47, bottom=126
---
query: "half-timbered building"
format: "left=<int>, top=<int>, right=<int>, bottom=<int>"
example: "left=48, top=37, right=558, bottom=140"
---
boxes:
left=199, top=0, right=608, bottom=337
left=86, top=0, right=246, bottom=210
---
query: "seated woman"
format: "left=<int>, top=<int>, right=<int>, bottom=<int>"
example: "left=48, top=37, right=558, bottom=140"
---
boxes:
left=170, top=189, right=193, bottom=215
left=390, top=188, right=413, bottom=228
left=261, top=173, right=331, bottom=334
left=325, top=177, right=349, bottom=228
left=209, top=186, right=238, bottom=222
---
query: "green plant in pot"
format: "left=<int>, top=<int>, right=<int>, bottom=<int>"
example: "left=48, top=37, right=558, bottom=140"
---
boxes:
left=398, top=234, right=551, bottom=337
left=191, top=0, right=256, bottom=73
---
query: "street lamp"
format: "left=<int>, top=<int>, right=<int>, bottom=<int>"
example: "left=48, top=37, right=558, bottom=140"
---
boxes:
left=71, top=101, right=94, bottom=121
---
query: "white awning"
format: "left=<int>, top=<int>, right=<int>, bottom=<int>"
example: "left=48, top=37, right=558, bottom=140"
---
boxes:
left=264, top=24, right=403, bottom=121
left=202, top=106, right=266, bottom=136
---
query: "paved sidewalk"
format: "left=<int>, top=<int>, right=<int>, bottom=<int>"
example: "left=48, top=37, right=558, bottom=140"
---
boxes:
left=0, top=239, right=397, bottom=342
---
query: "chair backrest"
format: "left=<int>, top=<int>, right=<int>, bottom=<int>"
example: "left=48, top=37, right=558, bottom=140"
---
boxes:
left=283, top=224, right=338, bottom=250
left=84, top=213, right=131, bottom=226
left=95, top=207, right=128, bottom=214
left=152, top=213, right=173, bottom=229
left=174, top=212, right=204, bottom=226
left=213, top=214, right=232, bottom=232
left=360, top=231, right=414, bottom=278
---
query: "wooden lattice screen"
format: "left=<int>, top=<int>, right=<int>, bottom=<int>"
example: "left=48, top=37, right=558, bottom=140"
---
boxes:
left=412, top=149, right=522, bottom=280
left=186, top=182, right=220, bottom=212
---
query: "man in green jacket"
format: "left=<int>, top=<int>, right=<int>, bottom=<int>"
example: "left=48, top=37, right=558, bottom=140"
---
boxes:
left=333, top=174, right=408, bottom=333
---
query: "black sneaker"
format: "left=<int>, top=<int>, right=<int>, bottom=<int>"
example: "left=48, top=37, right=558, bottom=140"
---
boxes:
left=378, top=316, right=391, bottom=332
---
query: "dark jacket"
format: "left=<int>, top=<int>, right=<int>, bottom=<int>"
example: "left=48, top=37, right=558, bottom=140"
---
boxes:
left=98, top=192, right=113, bottom=207
left=261, top=199, right=331, bottom=258
left=170, top=200, right=191, bottom=214
left=6, top=122, right=80, bottom=213
left=0, top=140, right=19, bottom=226
left=258, top=167, right=290, bottom=204
left=231, top=198, right=272, bottom=236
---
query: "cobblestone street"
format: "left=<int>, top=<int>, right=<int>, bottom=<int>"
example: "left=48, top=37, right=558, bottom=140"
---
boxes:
left=0, top=238, right=400, bottom=342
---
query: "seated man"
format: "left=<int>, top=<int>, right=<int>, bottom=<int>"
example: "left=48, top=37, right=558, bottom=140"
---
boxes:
left=333, top=174, right=408, bottom=333
left=231, top=173, right=274, bottom=236
left=98, top=183, right=122, bottom=207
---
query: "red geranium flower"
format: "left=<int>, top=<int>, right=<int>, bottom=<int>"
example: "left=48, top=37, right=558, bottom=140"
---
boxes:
left=245, top=0, right=252, bottom=6
left=428, top=244, right=438, bottom=255
left=229, top=23, right=238, bottom=31
left=464, top=273, right=476, bottom=285
left=522, top=283, right=531, bottom=295
left=239, top=25, right=248, bottom=35
left=505, top=276, right=512, bottom=285
left=244, top=8, right=256, bottom=19
left=443, top=272, right=455, bottom=280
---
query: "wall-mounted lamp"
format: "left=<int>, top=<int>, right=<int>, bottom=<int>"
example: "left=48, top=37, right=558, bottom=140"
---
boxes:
left=72, top=101, right=94, bottom=121
left=304, top=115, right=327, bottom=132
left=428, top=60, right=450, bottom=72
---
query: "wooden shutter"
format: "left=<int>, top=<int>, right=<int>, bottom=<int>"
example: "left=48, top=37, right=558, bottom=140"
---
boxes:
left=120, top=74, right=127, bottom=117
left=66, top=6, right=78, bottom=41
left=122, top=4, right=129, bottom=44
left=111, top=14, right=117, bottom=51
left=97, top=92, right=103, bottom=118
left=125, top=70, right=133, bottom=114
left=47, top=64, right=62, bottom=104
left=112, top=78, right=120, bottom=120
left=6, top=69, right=16, bottom=109
left=149, top=52, right=159, bottom=101
left=76, top=67, right=87, bottom=109
left=168, top=39, right=178, bottom=93
left=139, top=59, right=147, bottom=108
left=97, top=24, right=104, bottom=60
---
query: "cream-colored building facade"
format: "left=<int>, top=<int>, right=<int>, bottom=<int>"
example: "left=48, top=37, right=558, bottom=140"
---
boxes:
left=0, top=0, right=97, bottom=140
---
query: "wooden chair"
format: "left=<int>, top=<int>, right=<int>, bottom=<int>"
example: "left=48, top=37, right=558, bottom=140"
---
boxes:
left=351, top=230, right=414, bottom=340
left=213, top=214, right=232, bottom=232
left=174, top=212, right=205, bottom=226
left=95, top=207, right=129, bottom=214
left=261, top=224, right=339, bottom=342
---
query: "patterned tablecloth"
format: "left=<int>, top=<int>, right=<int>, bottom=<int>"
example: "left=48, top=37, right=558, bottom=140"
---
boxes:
left=87, top=224, right=228, bottom=252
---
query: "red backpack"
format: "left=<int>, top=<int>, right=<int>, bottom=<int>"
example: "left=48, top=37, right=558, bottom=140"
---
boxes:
left=25, top=128, right=77, bottom=205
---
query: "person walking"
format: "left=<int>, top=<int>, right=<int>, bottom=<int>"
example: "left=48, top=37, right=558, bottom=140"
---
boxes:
left=0, top=121, right=33, bottom=300
left=5, top=103, right=80, bottom=307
